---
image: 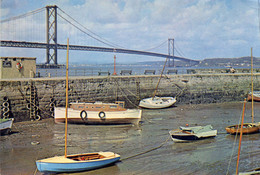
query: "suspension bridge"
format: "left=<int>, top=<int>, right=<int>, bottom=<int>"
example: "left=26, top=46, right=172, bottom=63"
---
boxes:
left=0, top=5, right=199, bottom=67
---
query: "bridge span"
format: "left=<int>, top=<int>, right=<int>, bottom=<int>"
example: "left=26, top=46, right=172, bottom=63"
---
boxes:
left=0, top=40, right=199, bottom=64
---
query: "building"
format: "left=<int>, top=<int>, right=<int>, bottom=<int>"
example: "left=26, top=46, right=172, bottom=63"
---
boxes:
left=0, top=57, right=36, bottom=79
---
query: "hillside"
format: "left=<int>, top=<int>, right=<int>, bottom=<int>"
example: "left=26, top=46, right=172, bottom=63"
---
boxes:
left=137, top=57, right=260, bottom=67
left=198, top=57, right=260, bottom=67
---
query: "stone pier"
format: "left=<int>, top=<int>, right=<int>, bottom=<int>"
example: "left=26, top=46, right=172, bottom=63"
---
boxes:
left=0, top=73, right=259, bottom=122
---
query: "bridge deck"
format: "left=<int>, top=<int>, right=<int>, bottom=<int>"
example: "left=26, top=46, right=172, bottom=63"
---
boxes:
left=0, top=40, right=199, bottom=63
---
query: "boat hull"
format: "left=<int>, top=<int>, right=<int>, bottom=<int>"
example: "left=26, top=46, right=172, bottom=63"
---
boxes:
left=169, top=125, right=217, bottom=142
left=169, top=130, right=217, bottom=142
left=139, top=97, right=176, bottom=109
left=36, top=152, right=120, bottom=173
left=225, top=123, right=260, bottom=134
left=54, top=107, right=142, bottom=125
left=0, top=118, right=14, bottom=135
left=247, top=92, right=260, bottom=102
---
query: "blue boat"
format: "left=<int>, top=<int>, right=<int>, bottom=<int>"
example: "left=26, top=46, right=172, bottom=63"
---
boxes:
left=36, top=39, right=120, bottom=173
left=36, top=152, right=120, bottom=173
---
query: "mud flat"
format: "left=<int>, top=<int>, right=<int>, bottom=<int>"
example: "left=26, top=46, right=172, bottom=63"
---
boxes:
left=0, top=102, right=259, bottom=175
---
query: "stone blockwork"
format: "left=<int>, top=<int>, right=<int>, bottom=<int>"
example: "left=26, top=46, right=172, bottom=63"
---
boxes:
left=0, top=73, right=259, bottom=122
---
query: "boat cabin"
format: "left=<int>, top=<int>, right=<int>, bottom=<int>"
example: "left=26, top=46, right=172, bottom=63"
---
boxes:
left=69, top=101, right=126, bottom=111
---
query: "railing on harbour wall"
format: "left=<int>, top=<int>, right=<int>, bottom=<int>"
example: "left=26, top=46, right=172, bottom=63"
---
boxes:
left=36, top=67, right=260, bottom=78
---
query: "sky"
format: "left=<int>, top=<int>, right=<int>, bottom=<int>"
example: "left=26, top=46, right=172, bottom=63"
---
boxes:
left=0, top=0, right=260, bottom=64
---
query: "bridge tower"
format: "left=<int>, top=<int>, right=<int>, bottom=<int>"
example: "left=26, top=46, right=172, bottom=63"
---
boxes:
left=46, top=5, right=58, bottom=65
left=168, top=38, right=174, bottom=67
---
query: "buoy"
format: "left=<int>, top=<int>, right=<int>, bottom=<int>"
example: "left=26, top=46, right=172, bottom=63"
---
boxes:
left=16, top=62, right=23, bottom=70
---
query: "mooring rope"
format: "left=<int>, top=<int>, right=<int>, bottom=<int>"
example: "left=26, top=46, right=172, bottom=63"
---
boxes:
left=120, top=135, right=171, bottom=161
left=33, top=168, right=38, bottom=175
left=116, top=81, right=139, bottom=108
left=225, top=104, right=244, bottom=175
left=164, top=74, right=187, bottom=98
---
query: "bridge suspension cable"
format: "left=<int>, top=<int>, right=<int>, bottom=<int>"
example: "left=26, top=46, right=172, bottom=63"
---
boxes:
left=174, top=42, right=186, bottom=58
left=0, top=7, right=45, bottom=23
left=57, top=7, right=124, bottom=49
left=143, top=40, right=167, bottom=52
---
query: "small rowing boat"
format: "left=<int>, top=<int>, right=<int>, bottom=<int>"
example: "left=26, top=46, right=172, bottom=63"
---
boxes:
left=225, top=123, right=259, bottom=135
left=247, top=91, right=260, bottom=102
left=139, top=96, right=176, bottom=109
left=0, top=118, right=14, bottom=135
left=169, top=125, right=217, bottom=142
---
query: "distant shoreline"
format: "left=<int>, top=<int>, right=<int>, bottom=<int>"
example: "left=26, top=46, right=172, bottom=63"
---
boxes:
left=45, top=56, right=260, bottom=68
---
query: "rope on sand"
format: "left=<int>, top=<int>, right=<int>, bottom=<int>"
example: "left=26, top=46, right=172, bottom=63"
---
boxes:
left=120, top=135, right=171, bottom=161
left=33, top=168, right=38, bottom=175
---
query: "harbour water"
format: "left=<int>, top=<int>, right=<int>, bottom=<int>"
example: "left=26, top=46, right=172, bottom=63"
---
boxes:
left=36, top=64, right=189, bottom=77
left=36, top=64, right=260, bottom=78
left=0, top=102, right=259, bottom=175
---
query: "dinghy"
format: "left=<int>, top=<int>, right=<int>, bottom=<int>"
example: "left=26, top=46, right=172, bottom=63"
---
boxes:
left=169, top=125, right=217, bottom=142
left=36, top=39, right=120, bottom=173
left=139, top=58, right=176, bottom=109
left=139, top=96, right=176, bottom=109
left=226, top=49, right=260, bottom=135
left=225, top=123, right=259, bottom=135
left=247, top=91, right=260, bottom=102
left=0, top=118, right=14, bottom=135
left=36, top=152, right=120, bottom=173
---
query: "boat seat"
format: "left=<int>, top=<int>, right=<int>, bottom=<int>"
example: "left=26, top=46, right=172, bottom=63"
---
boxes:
left=70, top=155, right=105, bottom=161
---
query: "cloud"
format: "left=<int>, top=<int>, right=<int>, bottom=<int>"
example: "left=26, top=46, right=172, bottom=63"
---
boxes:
left=1, top=0, right=260, bottom=64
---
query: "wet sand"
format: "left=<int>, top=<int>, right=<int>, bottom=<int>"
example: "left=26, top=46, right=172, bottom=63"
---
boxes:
left=0, top=102, right=259, bottom=175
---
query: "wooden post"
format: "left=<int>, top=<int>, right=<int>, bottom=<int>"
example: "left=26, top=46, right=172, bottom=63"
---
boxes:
left=251, top=47, right=254, bottom=123
left=65, top=38, right=69, bottom=158
left=113, top=55, right=117, bottom=75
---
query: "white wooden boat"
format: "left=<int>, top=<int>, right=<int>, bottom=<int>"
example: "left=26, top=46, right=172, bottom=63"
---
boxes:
left=36, top=39, right=120, bottom=173
left=139, top=96, right=176, bottom=109
left=169, top=125, right=217, bottom=142
left=54, top=101, right=142, bottom=125
left=0, top=118, right=14, bottom=135
left=139, top=58, right=176, bottom=109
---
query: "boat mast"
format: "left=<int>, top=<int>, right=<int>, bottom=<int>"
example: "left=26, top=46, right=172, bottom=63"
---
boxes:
left=65, top=38, right=69, bottom=157
left=251, top=47, right=254, bottom=123
left=236, top=98, right=247, bottom=175
left=152, top=57, right=168, bottom=100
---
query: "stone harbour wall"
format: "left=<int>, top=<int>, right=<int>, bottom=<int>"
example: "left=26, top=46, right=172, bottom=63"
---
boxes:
left=0, top=73, right=259, bottom=122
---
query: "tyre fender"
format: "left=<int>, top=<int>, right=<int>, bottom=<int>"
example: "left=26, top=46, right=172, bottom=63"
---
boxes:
left=98, top=111, right=106, bottom=120
left=80, top=110, right=87, bottom=121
